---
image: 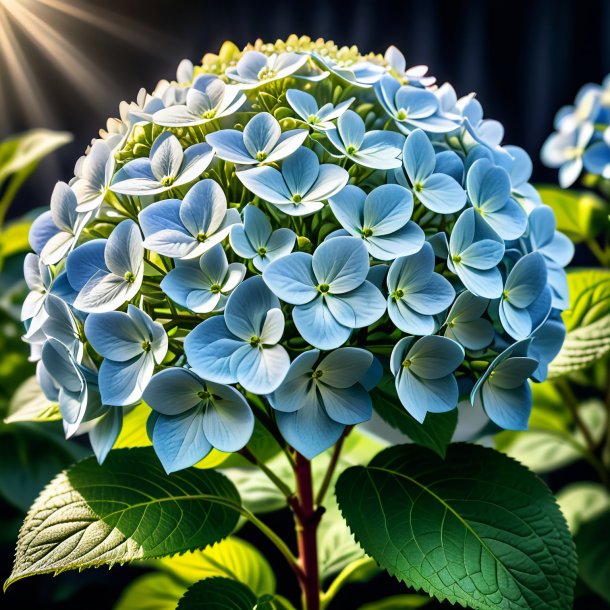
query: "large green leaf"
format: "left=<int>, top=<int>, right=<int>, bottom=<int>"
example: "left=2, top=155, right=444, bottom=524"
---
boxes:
left=176, top=577, right=257, bottom=610
left=372, top=375, right=457, bottom=458
left=536, top=185, right=609, bottom=242
left=4, top=375, right=60, bottom=423
left=114, top=573, right=186, bottom=610
left=5, top=447, right=241, bottom=588
left=574, top=510, right=610, bottom=603
left=556, top=482, right=610, bottom=534
left=549, top=269, right=610, bottom=377
left=336, top=443, right=577, bottom=610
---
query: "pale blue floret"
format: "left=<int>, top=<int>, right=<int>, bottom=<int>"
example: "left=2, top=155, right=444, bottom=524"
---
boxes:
left=144, top=368, right=254, bottom=473
left=138, top=179, right=240, bottom=259
left=329, top=184, right=424, bottom=260
left=387, top=242, right=455, bottom=335
left=21, top=253, right=52, bottom=328
left=42, top=294, right=83, bottom=361
left=229, top=204, right=296, bottom=270
left=466, top=158, right=527, bottom=240
left=160, top=244, right=245, bottom=313
left=225, top=51, right=310, bottom=89
left=286, top=89, right=355, bottom=131
left=375, top=75, right=459, bottom=134
left=584, top=140, right=610, bottom=179
left=326, top=110, right=405, bottom=169
left=525, top=205, right=573, bottom=309
left=448, top=208, right=505, bottom=299
left=390, top=335, right=464, bottom=423
left=528, top=312, right=566, bottom=382
left=443, top=290, right=494, bottom=351
left=184, top=276, right=290, bottom=395
left=67, top=219, right=144, bottom=313
left=263, top=236, right=386, bottom=350
left=498, top=252, right=552, bottom=341
left=72, top=139, right=115, bottom=213
left=29, top=182, right=90, bottom=265
left=310, top=52, right=385, bottom=87
left=84, top=305, right=168, bottom=406
left=398, top=128, right=466, bottom=214
left=111, top=132, right=214, bottom=196
left=268, top=347, right=373, bottom=459
left=152, top=74, right=246, bottom=127
left=206, top=112, right=308, bottom=165
left=470, top=339, right=538, bottom=430
left=237, top=147, right=349, bottom=216
left=384, top=46, right=436, bottom=87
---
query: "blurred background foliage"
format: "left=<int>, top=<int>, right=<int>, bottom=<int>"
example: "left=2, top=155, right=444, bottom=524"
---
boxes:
left=1, top=1, right=610, bottom=609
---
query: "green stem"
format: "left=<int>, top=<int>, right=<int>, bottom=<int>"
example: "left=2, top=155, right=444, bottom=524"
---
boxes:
left=314, top=428, right=349, bottom=507
left=586, top=238, right=610, bottom=266
left=240, top=447, right=294, bottom=498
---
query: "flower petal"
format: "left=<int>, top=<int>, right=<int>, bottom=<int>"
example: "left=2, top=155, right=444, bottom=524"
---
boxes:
left=293, top=297, right=351, bottom=350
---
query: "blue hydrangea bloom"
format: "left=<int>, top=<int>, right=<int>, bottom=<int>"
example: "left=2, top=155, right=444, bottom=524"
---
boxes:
left=502, top=145, right=541, bottom=206
left=67, top=219, right=144, bottom=313
left=375, top=75, right=458, bottom=133
left=226, top=51, right=309, bottom=88
left=443, top=290, right=494, bottom=350
left=153, top=74, right=246, bottom=127
left=85, top=305, right=168, bottom=406
left=161, top=244, right=245, bottom=313
left=391, top=335, right=464, bottom=423
left=326, top=110, right=405, bottom=169
left=238, top=147, right=348, bottom=216
left=139, top=179, right=240, bottom=259
left=384, top=46, right=436, bottom=87
left=72, top=140, right=114, bottom=213
left=268, top=347, right=373, bottom=459
left=29, top=182, right=89, bottom=265
left=387, top=242, right=455, bottom=335
left=263, top=236, right=386, bottom=349
left=329, top=184, right=424, bottom=260
left=286, top=89, right=354, bottom=131
left=466, top=158, right=527, bottom=240
left=206, top=112, right=308, bottom=165
left=471, top=339, right=538, bottom=430
left=21, top=254, right=52, bottom=328
left=499, top=252, right=552, bottom=341
left=311, top=52, right=385, bottom=87
left=144, top=368, right=254, bottom=473
left=184, top=276, right=290, bottom=394
left=42, top=294, right=83, bottom=360
left=528, top=312, right=566, bottom=382
left=230, top=205, right=295, bottom=270
left=399, top=128, right=466, bottom=213
left=584, top=139, right=610, bottom=178
left=111, top=132, right=214, bottom=196
left=458, top=96, right=504, bottom=148
left=525, top=205, right=574, bottom=309
left=448, top=208, right=505, bottom=299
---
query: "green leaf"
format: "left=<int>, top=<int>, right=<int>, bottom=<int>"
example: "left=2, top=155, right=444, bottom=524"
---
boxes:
left=176, top=577, right=257, bottom=610
left=335, top=443, right=577, bottom=610
left=371, top=375, right=457, bottom=457
left=495, top=399, right=605, bottom=473
left=536, top=185, right=609, bottom=242
left=5, top=375, right=60, bottom=423
left=114, top=573, right=186, bottom=610
left=549, top=269, right=610, bottom=377
left=574, top=510, right=610, bottom=603
left=0, top=219, right=32, bottom=260
left=0, top=422, right=86, bottom=511
left=358, top=595, right=431, bottom=610
left=5, top=447, right=241, bottom=588
left=556, top=482, right=610, bottom=534
left=158, top=536, right=275, bottom=597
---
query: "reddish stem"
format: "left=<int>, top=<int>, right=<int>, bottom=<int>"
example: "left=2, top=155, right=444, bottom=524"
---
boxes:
left=294, top=452, right=321, bottom=610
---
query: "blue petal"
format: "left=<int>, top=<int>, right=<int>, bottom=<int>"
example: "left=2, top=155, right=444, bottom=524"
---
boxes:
left=66, top=239, right=107, bottom=291
left=477, top=381, right=532, bottom=431
left=99, top=352, right=154, bottom=406
left=364, top=184, right=413, bottom=235
left=29, top=211, right=59, bottom=256
left=396, top=370, right=458, bottom=423
left=234, top=344, right=290, bottom=394
left=329, top=184, right=366, bottom=234
left=403, top=128, right=435, bottom=183
left=388, top=298, right=435, bottom=335
left=243, top=113, right=281, bottom=158
left=206, top=129, right=254, bottom=164
left=466, top=159, right=511, bottom=211
left=317, top=347, right=374, bottom=388
left=143, top=368, right=203, bottom=415
left=481, top=198, right=527, bottom=240
left=238, top=166, right=292, bottom=203
left=435, top=151, right=464, bottom=183
left=318, top=384, right=371, bottom=425
left=408, top=335, right=464, bottom=379
left=90, top=407, right=122, bottom=463
left=505, top=252, right=547, bottom=308
left=286, top=89, right=319, bottom=120
left=456, top=264, right=504, bottom=299
left=139, top=199, right=184, bottom=240
left=312, top=236, right=369, bottom=293
left=153, top=408, right=212, bottom=473
left=263, top=252, right=317, bottom=304
left=293, top=297, right=351, bottom=350
left=268, top=350, right=320, bottom=413
left=460, top=238, right=505, bottom=270
left=418, top=173, right=466, bottom=214
left=337, top=110, right=365, bottom=149
left=324, top=281, right=386, bottom=328
left=104, top=219, right=143, bottom=277
left=282, top=147, right=319, bottom=196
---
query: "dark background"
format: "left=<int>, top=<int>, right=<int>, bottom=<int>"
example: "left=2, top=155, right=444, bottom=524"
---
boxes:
left=2, top=1, right=610, bottom=608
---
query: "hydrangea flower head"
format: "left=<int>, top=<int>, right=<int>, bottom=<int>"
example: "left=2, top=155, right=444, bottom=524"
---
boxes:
left=24, top=37, right=571, bottom=466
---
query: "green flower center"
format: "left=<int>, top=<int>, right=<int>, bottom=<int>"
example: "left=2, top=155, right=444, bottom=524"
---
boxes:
left=124, top=271, right=136, bottom=283
left=202, top=109, right=217, bottom=119
left=250, top=335, right=261, bottom=347
left=402, top=358, right=412, bottom=369
left=395, top=109, right=407, bottom=120
left=210, top=283, right=222, bottom=294
left=311, top=369, right=323, bottom=379
left=197, top=233, right=208, bottom=243
left=392, top=288, right=405, bottom=300
left=258, top=67, right=277, bottom=81
left=317, top=283, right=330, bottom=294
left=141, top=340, right=151, bottom=352
left=292, top=194, right=302, bottom=203
left=502, top=289, right=510, bottom=301
left=256, top=151, right=268, bottom=162
left=451, top=254, right=462, bottom=264
left=308, top=114, right=320, bottom=125
left=414, top=182, right=424, bottom=192
left=197, top=389, right=212, bottom=400
left=257, top=246, right=267, bottom=255
left=346, top=145, right=358, bottom=155
left=449, top=319, right=456, bottom=328
left=161, top=175, right=175, bottom=187
left=362, top=227, right=374, bottom=238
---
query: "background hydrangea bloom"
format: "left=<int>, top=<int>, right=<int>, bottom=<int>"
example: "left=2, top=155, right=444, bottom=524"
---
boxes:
left=23, top=38, right=571, bottom=468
